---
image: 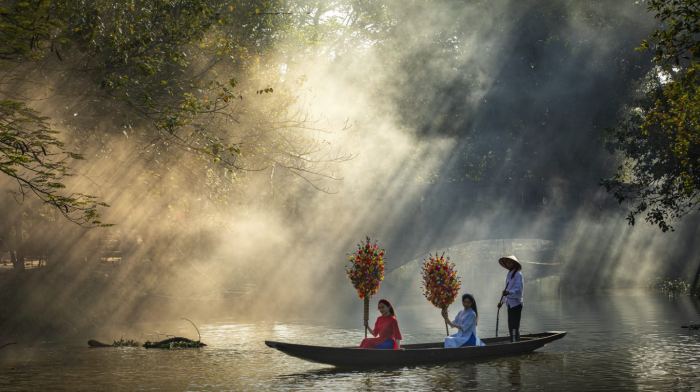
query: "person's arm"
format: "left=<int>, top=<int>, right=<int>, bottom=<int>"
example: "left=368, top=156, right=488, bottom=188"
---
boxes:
left=443, top=310, right=462, bottom=329
left=393, top=319, right=402, bottom=340
left=444, top=318, right=458, bottom=328
left=393, top=319, right=403, bottom=348
left=442, top=309, right=457, bottom=328
left=499, top=276, right=509, bottom=307
left=364, top=320, right=378, bottom=337
left=448, top=311, right=474, bottom=332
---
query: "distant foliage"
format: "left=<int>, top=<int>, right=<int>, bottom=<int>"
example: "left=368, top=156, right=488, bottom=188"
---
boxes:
left=604, top=0, right=699, bottom=231
left=649, top=277, right=693, bottom=297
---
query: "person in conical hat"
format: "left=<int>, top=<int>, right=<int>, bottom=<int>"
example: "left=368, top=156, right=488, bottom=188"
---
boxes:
left=497, top=255, right=524, bottom=342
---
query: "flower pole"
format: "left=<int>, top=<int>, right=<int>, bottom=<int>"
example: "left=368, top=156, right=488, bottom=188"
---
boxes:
left=346, top=237, right=385, bottom=338
left=421, top=253, right=461, bottom=336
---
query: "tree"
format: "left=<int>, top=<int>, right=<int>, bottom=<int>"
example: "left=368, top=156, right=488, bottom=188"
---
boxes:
left=0, top=99, right=107, bottom=225
left=603, top=0, right=699, bottom=231
left=0, top=0, right=347, bottom=225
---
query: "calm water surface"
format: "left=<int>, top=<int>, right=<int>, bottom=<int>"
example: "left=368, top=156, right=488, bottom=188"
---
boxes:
left=1, top=292, right=698, bottom=391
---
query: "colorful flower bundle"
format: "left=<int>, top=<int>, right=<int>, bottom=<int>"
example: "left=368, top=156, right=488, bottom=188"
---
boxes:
left=421, top=252, right=461, bottom=335
left=346, top=236, right=385, bottom=299
left=346, top=236, right=385, bottom=337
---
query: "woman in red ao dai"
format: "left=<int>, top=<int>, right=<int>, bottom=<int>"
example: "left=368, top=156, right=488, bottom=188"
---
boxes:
left=360, top=299, right=402, bottom=349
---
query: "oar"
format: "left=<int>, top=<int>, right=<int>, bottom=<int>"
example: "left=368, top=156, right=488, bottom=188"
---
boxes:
left=496, top=294, right=505, bottom=337
left=496, top=276, right=510, bottom=337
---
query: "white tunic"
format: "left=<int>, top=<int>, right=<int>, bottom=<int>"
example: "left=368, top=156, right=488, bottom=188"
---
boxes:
left=443, top=308, right=485, bottom=348
left=501, top=270, right=524, bottom=308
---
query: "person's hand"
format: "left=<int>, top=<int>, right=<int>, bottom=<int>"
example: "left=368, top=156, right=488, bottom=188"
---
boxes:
left=502, top=290, right=509, bottom=296
left=364, top=321, right=370, bottom=329
left=497, top=302, right=503, bottom=309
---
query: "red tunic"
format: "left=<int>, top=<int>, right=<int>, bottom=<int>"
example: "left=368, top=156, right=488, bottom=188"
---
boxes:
left=360, top=315, right=402, bottom=349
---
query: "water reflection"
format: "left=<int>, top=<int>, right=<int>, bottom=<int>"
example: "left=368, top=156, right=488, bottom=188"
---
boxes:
left=507, top=359, right=521, bottom=389
left=427, top=363, right=479, bottom=391
left=0, top=292, right=698, bottom=391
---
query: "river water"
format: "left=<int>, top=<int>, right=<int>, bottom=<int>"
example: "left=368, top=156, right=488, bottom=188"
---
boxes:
left=1, top=291, right=698, bottom=391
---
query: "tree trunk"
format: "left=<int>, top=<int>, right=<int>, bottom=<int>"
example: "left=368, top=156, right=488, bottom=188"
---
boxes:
left=11, top=221, right=24, bottom=271
left=692, top=259, right=700, bottom=294
left=10, top=250, right=23, bottom=271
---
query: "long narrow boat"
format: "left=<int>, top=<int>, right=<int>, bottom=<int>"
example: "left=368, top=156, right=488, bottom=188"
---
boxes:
left=266, top=331, right=566, bottom=367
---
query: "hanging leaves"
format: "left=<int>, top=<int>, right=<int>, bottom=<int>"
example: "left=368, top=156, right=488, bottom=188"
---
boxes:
left=0, top=100, right=109, bottom=226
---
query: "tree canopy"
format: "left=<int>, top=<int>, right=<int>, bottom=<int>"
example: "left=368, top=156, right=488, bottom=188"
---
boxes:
left=604, top=0, right=699, bottom=231
left=0, top=0, right=356, bottom=223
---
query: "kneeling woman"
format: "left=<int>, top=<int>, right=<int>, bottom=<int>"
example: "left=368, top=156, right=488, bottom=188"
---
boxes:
left=360, top=299, right=402, bottom=349
left=443, top=294, right=485, bottom=348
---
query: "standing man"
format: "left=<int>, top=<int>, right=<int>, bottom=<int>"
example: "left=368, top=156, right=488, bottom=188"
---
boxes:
left=497, top=255, right=523, bottom=342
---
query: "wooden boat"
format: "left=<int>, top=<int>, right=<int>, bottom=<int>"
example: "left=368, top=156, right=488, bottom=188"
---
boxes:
left=265, top=331, right=566, bottom=367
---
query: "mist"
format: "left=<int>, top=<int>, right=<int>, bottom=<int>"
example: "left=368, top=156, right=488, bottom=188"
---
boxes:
left=1, top=0, right=697, bottom=342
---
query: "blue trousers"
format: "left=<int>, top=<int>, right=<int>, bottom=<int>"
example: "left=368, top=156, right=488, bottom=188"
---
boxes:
left=374, top=339, right=394, bottom=349
left=460, top=334, right=477, bottom=347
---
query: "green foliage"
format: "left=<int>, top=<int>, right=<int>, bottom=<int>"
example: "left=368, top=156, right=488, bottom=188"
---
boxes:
left=649, top=276, right=693, bottom=297
left=112, top=338, right=140, bottom=347
left=167, top=340, right=202, bottom=348
left=0, top=0, right=290, bottom=222
left=604, top=0, right=699, bottom=231
left=0, top=0, right=385, bottom=224
left=0, top=0, right=60, bottom=59
left=143, top=337, right=205, bottom=349
left=0, top=99, right=108, bottom=225
left=53, top=0, right=288, bottom=160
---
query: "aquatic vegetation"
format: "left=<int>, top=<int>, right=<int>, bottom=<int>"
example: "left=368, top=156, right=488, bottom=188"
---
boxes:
left=88, top=337, right=204, bottom=349
left=87, top=339, right=139, bottom=348
left=143, top=319, right=206, bottom=349
left=112, top=338, right=140, bottom=347
left=143, top=337, right=206, bottom=349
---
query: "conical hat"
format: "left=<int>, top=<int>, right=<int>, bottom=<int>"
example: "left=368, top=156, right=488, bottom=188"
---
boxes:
left=498, top=255, right=522, bottom=270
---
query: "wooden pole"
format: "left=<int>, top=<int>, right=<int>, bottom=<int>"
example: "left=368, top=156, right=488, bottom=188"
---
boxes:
left=496, top=294, right=505, bottom=337
left=496, top=306, right=501, bottom=337
left=363, top=296, right=369, bottom=338
left=442, top=307, right=449, bottom=336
